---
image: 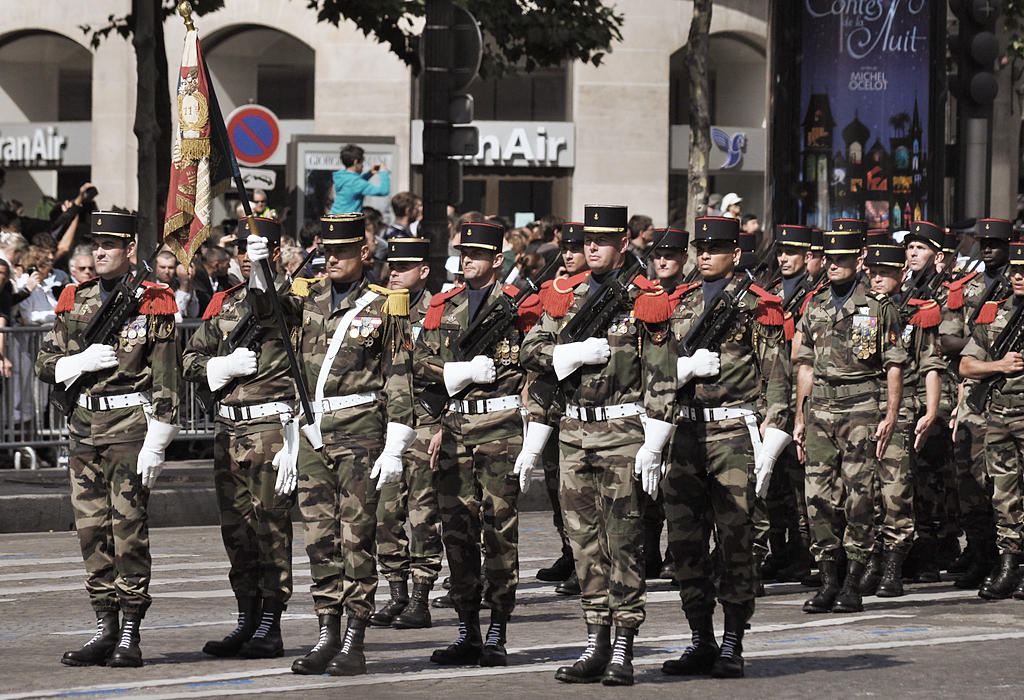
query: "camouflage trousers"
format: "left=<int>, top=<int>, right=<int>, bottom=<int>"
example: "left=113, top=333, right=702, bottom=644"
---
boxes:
left=213, top=426, right=295, bottom=603
left=297, top=435, right=382, bottom=619
left=542, top=427, right=572, bottom=556
left=912, top=411, right=956, bottom=541
left=804, top=393, right=879, bottom=565
left=437, top=431, right=521, bottom=616
left=954, top=398, right=996, bottom=546
left=871, top=397, right=916, bottom=552
left=982, top=407, right=1024, bottom=555
left=376, top=424, right=443, bottom=584
left=665, top=419, right=757, bottom=617
left=68, top=439, right=151, bottom=616
left=560, top=440, right=646, bottom=629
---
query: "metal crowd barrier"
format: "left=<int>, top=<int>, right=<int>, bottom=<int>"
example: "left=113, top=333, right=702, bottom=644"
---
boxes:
left=0, top=319, right=214, bottom=469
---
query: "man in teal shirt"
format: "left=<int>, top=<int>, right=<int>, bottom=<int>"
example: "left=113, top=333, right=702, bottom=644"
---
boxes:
left=330, top=144, right=390, bottom=214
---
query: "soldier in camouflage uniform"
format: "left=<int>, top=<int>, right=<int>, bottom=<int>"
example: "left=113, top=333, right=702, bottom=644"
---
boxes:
left=535, top=221, right=587, bottom=593
left=370, top=237, right=443, bottom=630
left=862, top=238, right=945, bottom=597
left=940, top=219, right=1011, bottom=588
left=794, top=221, right=907, bottom=615
left=415, top=221, right=540, bottom=667
left=183, top=217, right=297, bottom=659
left=36, top=211, right=181, bottom=668
left=959, top=240, right=1024, bottom=600
left=521, top=204, right=654, bottom=686
left=247, top=212, right=416, bottom=676
left=640, top=218, right=791, bottom=679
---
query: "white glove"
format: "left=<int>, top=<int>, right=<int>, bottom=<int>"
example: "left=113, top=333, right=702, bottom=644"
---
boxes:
left=634, top=417, right=675, bottom=497
left=443, top=355, right=496, bottom=396
left=136, top=419, right=180, bottom=489
left=552, top=337, right=611, bottom=380
left=206, top=348, right=258, bottom=392
left=246, top=234, right=271, bottom=291
left=54, top=344, right=119, bottom=386
left=676, top=349, right=721, bottom=387
left=370, top=422, right=417, bottom=490
left=755, top=427, right=793, bottom=499
left=246, top=234, right=269, bottom=262
left=513, top=422, right=554, bottom=494
left=273, top=417, right=299, bottom=496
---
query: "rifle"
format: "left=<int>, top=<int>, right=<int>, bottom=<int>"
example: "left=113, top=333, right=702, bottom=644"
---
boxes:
left=781, top=269, right=826, bottom=318
left=968, top=273, right=1011, bottom=330
left=49, top=248, right=162, bottom=417
left=750, top=241, right=779, bottom=288
left=558, top=251, right=648, bottom=343
left=679, top=273, right=755, bottom=356
left=966, top=298, right=1024, bottom=412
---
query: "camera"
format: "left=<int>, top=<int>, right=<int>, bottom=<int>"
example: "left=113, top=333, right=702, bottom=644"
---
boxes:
left=81, top=186, right=98, bottom=204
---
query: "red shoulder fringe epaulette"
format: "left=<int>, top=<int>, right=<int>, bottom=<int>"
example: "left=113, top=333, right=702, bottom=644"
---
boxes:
left=138, top=281, right=178, bottom=316
left=906, top=298, right=942, bottom=328
left=55, top=284, right=79, bottom=313
left=502, top=284, right=543, bottom=332
left=750, top=284, right=791, bottom=339
left=201, top=281, right=245, bottom=320
left=422, top=284, right=465, bottom=329
left=974, top=298, right=1008, bottom=325
left=540, top=271, right=590, bottom=318
left=944, top=269, right=980, bottom=310
left=632, top=275, right=673, bottom=323
left=800, top=280, right=830, bottom=316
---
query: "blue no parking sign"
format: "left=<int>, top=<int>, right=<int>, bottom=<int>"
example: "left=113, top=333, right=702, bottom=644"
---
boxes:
left=226, top=105, right=280, bottom=167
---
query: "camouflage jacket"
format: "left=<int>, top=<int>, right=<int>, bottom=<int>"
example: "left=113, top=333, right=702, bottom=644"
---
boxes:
left=941, top=269, right=992, bottom=339
left=893, top=297, right=945, bottom=394
left=962, top=294, right=1024, bottom=410
left=271, top=276, right=413, bottom=442
left=408, top=288, right=440, bottom=428
left=182, top=279, right=297, bottom=436
left=35, top=276, right=181, bottom=445
left=520, top=270, right=649, bottom=450
left=414, top=282, right=539, bottom=445
left=642, top=276, right=792, bottom=431
left=797, top=275, right=907, bottom=391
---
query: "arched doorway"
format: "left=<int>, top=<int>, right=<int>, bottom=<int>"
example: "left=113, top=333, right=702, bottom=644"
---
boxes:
left=0, top=30, right=92, bottom=211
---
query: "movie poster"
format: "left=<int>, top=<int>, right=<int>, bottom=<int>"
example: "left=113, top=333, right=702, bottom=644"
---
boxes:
left=796, top=0, right=933, bottom=230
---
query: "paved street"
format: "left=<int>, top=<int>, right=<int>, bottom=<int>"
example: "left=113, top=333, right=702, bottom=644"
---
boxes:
left=1, top=512, right=1022, bottom=699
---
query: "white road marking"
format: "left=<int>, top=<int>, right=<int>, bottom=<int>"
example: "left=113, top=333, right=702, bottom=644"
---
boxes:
left=10, top=630, right=1022, bottom=700
left=0, top=553, right=200, bottom=568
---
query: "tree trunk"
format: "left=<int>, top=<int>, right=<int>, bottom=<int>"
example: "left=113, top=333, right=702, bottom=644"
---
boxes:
left=684, top=0, right=712, bottom=233
left=132, top=0, right=160, bottom=259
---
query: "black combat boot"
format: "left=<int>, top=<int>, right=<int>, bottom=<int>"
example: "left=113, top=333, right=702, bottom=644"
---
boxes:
left=860, top=550, right=884, bottom=596
left=955, top=539, right=996, bottom=589
left=710, top=604, right=747, bottom=678
left=325, top=615, right=368, bottom=676
left=479, top=613, right=509, bottom=667
left=556, top=572, right=581, bottom=595
left=430, top=609, right=483, bottom=665
left=370, top=579, right=409, bottom=627
left=876, top=550, right=906, bottom=598
left=833, top=560, right=866, bottom=613
left=393, top=582, right=432, bottom=629
left=802, top=559, right=840, bottom=613
left=948, top=542, right=974, bottom=574
left=777, top=535, right=812, bottom=582
left=238, top=599, right=285, bottom=658
left=291, top=613, right=342, bottom=675
left=909, top=534, right=940, bottom=583
left=62, top=610, right=119, bottom=666
left=979, top=552, right=1022, bottom=600
left=203, top=596, right=261, bottom=657
left=107, top=613, right=144, bottom=668
left=761, top=532, right=790, bottom=582
left=537, top=542, right=575, bottom=582
left=660, top=550, right=676, bottom=582
left=1013, top=573, right=1024, bottom=600
left=661, top=610, right=718, bottom=675
left=601, top=627, right=636, bottom=686
left=555, top=623, right=611, bottom=683
left=431, top=592, right=454, bottom=608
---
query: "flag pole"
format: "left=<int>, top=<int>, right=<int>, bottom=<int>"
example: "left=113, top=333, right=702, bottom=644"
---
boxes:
left=175, top=1, right=323, bottom=450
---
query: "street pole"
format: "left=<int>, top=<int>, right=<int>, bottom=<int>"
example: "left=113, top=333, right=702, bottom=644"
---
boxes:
left=422, top=0, right=454, bottom=292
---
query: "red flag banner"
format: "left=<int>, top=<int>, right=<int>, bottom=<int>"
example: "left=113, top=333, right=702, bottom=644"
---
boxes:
left=163, top=28, right=232, bottom=266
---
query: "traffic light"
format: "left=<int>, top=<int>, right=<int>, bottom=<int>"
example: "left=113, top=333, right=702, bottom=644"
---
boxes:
left=949, top=0, right=1002, bottom=115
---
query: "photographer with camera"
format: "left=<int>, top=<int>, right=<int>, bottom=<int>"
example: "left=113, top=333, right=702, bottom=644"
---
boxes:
left=54, top=182, right=98, bottom=270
